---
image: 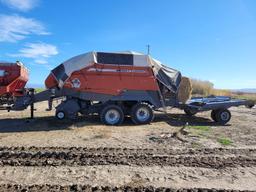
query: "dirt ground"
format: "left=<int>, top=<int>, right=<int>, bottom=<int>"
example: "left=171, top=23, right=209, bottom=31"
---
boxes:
left=0, top=101, right=255, bottom=191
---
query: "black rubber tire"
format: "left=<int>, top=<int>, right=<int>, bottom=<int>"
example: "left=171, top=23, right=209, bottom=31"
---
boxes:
left=211, top=110, right=218, bottom=122
left=100, top=104, right=124, bottom=125
left=215, top=109, right=231, bottom=125
left=246, top=101, right=255, bottom=109
left=131, top=103, right=154, bottom=124
left=246, top=104, right=255, bottom=109
left=55, top=110, right=66, bottom=120
left=184, top=108, right=197, bottom=116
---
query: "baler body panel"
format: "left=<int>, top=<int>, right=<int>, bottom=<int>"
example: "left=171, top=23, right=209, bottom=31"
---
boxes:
left=46, top=63, right=159, bottom=96
left=64, top=63, right=159, bottom=95
left=45, top=51, right=182, bottom=98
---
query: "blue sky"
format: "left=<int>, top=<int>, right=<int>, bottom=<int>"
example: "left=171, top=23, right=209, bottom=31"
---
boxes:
left=0, top=0, right=255, bottom=89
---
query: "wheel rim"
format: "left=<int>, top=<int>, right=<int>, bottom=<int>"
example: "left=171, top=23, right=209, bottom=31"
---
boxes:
left=57, top=111, right=65, bottom=119
left=220, top=111, right=230, bottom=121
left=136, top=107, right=150, bottom=122
left=105, top=109, right=120, bottom=124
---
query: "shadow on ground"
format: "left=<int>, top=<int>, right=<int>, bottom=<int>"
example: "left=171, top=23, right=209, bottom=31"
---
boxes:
left=0, top=113, right=228, bottom=133
left=154, top=113, right=229, bottom=127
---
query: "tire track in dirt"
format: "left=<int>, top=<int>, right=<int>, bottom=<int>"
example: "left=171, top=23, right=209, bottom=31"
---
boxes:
left=0, top=184, right=254, bottom=192
left=0, top=147, right=256, bottom=168
left=1, top=146, right=256, bottom=155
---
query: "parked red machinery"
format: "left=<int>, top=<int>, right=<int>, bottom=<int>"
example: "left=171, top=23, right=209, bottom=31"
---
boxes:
left=45, top=54, right=160, bottom=95
left=0, top=51, right=254, bottom=125
left=0, top=61, right=29, bottom=107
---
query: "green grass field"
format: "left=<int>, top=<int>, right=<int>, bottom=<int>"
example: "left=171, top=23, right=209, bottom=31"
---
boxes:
left=35, top=88, right=45, bottom=93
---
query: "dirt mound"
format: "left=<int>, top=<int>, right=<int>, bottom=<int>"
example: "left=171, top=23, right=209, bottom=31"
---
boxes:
left=0, top=184, right=252, bottom=192
left=0, top=146, right=256, bottom=168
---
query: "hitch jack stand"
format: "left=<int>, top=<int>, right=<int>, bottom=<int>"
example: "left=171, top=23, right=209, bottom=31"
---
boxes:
left=30, top=103, right=34, bottom=119
left=29, top=88, right=35, bottom=119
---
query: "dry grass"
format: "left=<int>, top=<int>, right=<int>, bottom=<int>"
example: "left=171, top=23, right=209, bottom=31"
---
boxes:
left=191, top=79, right=232, bottom=96
left=191, top=78, right=256, bottom=103
left=231, top=92, right=256, bottom=102
left=191, top=79, right=214, bottom=96
left=211, top=89, right=231, bottom=96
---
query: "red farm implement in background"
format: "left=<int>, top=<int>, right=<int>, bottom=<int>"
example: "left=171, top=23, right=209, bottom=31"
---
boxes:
left=0, top=62, right=29, bottom=108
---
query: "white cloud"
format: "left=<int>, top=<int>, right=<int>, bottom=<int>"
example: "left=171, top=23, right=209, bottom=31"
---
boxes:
left=0, top=14, right=49, bottom=42
left=16, top=43, right=58, bottom=58
left=10, top=42, right=58, bottom=64
left=34, top=59, right=48, bottom=64
left=0, top=0, right=38, bottom=11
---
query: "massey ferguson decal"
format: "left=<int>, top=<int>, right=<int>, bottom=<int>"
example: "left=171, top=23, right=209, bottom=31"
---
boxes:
left=71, top=78, right=81, bottom=88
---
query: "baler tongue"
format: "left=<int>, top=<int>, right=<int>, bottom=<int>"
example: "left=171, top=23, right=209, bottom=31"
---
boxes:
left=0, top=62, right=29, bottom=109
